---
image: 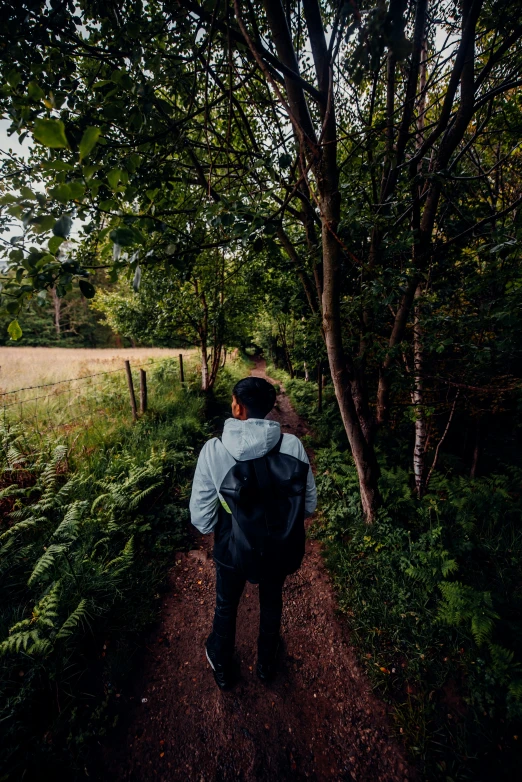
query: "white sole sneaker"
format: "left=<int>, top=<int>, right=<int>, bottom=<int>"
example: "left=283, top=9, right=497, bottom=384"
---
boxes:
left=205, top=647, right=216, bottom=671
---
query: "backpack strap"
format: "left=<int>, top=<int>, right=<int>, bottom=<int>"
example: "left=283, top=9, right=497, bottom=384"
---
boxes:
left=253, top=432, right=284, bottom=534
left=266, top=431, right=284, bottom=456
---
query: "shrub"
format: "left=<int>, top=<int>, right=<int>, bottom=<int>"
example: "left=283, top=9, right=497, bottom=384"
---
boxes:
left=311, top=447, right=522, bottom=780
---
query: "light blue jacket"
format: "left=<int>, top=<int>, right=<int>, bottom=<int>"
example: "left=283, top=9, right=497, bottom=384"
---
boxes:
left=189, top=417, right=317, bottom=534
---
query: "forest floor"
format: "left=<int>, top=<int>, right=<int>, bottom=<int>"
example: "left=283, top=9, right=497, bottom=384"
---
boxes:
left=102, top=359, right=413, bottom=782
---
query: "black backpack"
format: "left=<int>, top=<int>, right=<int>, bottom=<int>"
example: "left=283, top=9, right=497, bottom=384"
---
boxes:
left=215, top=434, right=309, bottom=583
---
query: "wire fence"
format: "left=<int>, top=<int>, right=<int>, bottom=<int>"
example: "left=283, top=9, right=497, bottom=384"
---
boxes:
left=0, top=353, right=196, bottom=443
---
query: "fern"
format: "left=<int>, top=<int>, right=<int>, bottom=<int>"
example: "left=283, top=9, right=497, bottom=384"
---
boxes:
left=104, top=535, right=134, bottom=574
left=0, top=518, right=40, bottom=542
left=6, top=443, right=26, bottom=468
left=0, top=581, right=61, bottom=656
left=52, top=500, right=88, bottom=542
left=56, top=598, right=90, bottom=639
left=28, top=544, right=66, bottom=586
left=438, top=581, right=500, bottom=645
left=508, top=680, right=522, bottom=701
left=0, top=483, right=18, bottom=500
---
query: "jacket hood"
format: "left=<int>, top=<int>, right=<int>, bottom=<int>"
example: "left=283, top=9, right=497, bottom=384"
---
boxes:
left=221, top=417, right=281, bottom=461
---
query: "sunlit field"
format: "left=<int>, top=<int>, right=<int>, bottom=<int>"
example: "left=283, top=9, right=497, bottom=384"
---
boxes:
left=0, top=347, right=200, bottom=445
left=0, top=347, right=197, bottom=393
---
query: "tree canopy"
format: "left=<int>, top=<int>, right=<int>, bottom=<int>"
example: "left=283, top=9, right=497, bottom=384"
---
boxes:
left=1, top=0, right=522, bottom=517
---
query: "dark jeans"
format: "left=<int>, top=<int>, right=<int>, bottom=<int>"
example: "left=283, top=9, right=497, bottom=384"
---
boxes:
left=211, top=563, right=286, bottom=663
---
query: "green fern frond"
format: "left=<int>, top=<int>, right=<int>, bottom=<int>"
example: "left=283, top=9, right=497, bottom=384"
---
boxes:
left=104, top=535, right=134, bottom=574
left=438, top=581, right=499, bottom=645
left=6, top=444, right=26, bottom=468
left=508, top=680, right=522, bottom=700
left=0, top=519, right=39, bottom=542
left=56, top=598, right=90, bottom=639
left=489, top=644, right=515, bottom=667
left=127, top=481, right=162, bottom=510
left=52, top=500, right=88, bottom=541
left=441, top=558, right=458, bottom=577
left=0, top=483, right=18, bottom=500
left=471, top=614, right=496, bottom=646
left=91, top=492, right=110, bottom=513
left=28, top=544, right=66, bottom=586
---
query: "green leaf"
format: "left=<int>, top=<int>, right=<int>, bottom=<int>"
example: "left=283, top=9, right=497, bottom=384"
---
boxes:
left=68, top=181, right=85, bottom=201
left=125, top=153, right=142, bottom=173
left=20, top=186, right=37, bottom=200
left=49, top=183, right=72, bottom=204
left=7, top=70, right=21, bottom=89
left=99, top=199, right=117, bottom=212
left=79, top=279, right=95, bottom=299
left=79, top=126, right=101, bottom=162
left=53, top=215, right=73, bottom=238
left=109, top=226, right=137, bottom=246
left=278, top=153, right=292, bottom=168
left=33, top=118, right=70, bottom=149
left=30, top=215, right=56, bottom=234
left=42, top=160, right=73, bottom=172
left=8, top=320, right=22, bottom=340
left=48, top=236, right=65, bottom=254
left=82, top=165, right=99, bottom=181
left=107, top=168, right=123, bottom=190
left=27, top=81, right=44, bottom=101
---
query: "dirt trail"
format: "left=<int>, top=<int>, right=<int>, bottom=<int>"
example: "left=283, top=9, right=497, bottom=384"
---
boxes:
left=104, top=360, right=412, bottom=781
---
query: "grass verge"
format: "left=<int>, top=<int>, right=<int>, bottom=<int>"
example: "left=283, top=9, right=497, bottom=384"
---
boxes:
left=0, top=354, right=247, bottom=781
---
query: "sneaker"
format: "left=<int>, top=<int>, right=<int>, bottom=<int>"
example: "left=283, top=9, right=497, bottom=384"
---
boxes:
left=205, top=633, right=238, bottom=690
left=256, top=634, right=281, bottom=683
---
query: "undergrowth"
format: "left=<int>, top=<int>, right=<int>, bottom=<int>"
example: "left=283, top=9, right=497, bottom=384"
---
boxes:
left=0, top=354, right=246, bottom=781
left=279, top=371, right=522, bottom=781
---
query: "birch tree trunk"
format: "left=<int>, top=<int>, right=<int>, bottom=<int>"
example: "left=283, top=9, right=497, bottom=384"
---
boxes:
left=412, top=285, right=427, bottom=496
left=412, top=37, right=429, bottom=497
left=51, top=287, right=61, bottom=337
left=200, top=339, right=209, bottom=391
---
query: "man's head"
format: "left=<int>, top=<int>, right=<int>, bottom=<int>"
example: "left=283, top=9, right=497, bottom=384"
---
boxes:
left=231, top=377, right=276, bottom=420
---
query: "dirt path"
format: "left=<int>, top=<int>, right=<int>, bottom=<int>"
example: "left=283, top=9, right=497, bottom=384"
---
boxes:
left=104, top=360, right=412, bottom=781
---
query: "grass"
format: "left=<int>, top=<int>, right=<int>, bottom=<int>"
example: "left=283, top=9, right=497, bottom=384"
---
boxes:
left=0, top=346, right=197, bottom=393
left=0, top=349, right=199, bottom=448
left=0, top=351, right=248, bottom=781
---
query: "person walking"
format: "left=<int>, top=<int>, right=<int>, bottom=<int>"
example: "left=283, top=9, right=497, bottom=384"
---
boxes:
left=189, top=376, right=317, bottom=690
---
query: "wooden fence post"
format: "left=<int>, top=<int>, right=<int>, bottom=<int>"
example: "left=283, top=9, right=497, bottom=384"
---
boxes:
left=179, top=353, right=185, bottom=383
left=140, top=369, right=147, bottom=415
left=125, top=360, right=137, bottom=421
left=317, top=361, right=322, bottom=413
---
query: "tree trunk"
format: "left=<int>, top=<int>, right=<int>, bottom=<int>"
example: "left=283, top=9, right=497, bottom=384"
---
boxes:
left=322, top=209, right=381, bottom=522
left=51, top=287, right=61, bottom=337
left=200, top=338, right=209, bottom=391
left=261, top=0, right=382, bottom=520
left=208, top=343, right=222, bottom=390
left=470, top=417, right=481, bottom=478
left=412, top=42, right=428, bottom=497
left=412, top=285, right=427, bottom=496
left=278, top=320, right=294, bottom=378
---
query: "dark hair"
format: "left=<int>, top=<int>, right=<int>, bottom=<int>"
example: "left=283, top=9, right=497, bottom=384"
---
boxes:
left=232, top=377, right=276, bottom=418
